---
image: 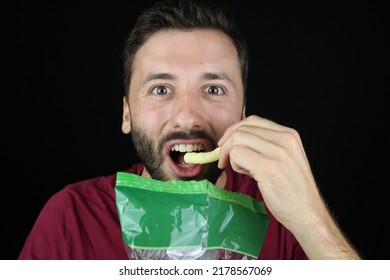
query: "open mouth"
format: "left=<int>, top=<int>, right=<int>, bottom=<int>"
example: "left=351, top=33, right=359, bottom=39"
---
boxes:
left=170, top=143, right=205, bottom=167
left=166, top=142, right=208, bottom=177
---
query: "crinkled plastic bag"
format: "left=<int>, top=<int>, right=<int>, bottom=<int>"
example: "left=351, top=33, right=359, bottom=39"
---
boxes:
left=115, top=172, right=269, bottom=260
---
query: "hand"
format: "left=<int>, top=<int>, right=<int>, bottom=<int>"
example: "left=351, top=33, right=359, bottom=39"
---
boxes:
left=218, top=115, right=320, bottom=230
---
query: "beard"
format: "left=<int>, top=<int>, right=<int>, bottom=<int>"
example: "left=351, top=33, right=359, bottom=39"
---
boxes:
left=130, top=122, right=222, bottom=184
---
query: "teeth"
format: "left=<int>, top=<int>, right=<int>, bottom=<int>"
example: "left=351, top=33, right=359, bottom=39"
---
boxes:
left=186, top=144, right=193, bottom=152
left=171, top=144, right=205, bottom=152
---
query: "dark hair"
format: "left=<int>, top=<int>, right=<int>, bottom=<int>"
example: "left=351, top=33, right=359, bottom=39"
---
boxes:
left=122, top=0, right=248, bottom=97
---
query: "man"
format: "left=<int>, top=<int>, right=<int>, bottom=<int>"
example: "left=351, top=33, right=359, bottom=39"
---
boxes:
left=19, top=0, right=360, bottom=259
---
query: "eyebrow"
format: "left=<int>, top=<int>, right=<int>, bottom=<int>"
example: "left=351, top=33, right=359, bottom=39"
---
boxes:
left=202, top=72, right=234, bottom=84
left=143, top=71, right=234, bottom=85
left=144, top=73, right=175, bottom=85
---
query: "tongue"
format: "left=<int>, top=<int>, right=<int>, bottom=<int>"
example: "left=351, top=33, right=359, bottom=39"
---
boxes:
left=177, top=152, right=187, bottom=165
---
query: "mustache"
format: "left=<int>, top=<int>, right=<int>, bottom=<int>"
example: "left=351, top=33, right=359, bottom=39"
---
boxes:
left=158, top=130, right=217, bottom=150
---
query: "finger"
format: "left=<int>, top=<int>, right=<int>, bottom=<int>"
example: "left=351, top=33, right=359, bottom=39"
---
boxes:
left=218, top=129, right=280, bottom=169
left=219, top=116, right=307, bottom=164
left=223, top=124, right=291, bottom=147
left=224, top=145, right=266, bottom=183
left=218, top=115, right=293, bottom=146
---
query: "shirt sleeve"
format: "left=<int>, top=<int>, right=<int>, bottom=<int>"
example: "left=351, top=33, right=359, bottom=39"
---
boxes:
left=18, top=189, right=69, bottom=259
left=292, top=238, right=309, bottom=260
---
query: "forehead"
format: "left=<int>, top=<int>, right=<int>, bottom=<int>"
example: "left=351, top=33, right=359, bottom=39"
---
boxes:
left=132, top=29, right=241, bottom=75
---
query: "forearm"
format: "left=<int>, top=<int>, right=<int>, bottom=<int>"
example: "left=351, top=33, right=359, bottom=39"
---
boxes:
left=291, top=202, right=361, bottom=260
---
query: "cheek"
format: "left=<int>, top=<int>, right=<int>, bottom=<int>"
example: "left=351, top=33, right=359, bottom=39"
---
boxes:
left=131, top=103, right=168, bottom=134
left=210, top=104, right=243, bottom=139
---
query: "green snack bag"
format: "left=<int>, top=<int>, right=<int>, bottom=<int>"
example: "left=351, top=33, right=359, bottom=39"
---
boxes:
left=115, top=172, right=269, bottom=260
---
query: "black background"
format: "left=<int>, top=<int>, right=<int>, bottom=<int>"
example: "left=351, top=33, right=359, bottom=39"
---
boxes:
left=3, top=0, right=389, bottom=259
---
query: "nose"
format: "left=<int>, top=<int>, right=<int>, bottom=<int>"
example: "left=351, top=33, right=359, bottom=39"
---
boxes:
left=171, top=92, right=205, bottom=131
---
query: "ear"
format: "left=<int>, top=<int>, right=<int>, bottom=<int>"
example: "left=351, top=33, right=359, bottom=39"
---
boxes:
left=241, top=104, right=246, bottom=119
left=121, top=96, right=131, bottom=134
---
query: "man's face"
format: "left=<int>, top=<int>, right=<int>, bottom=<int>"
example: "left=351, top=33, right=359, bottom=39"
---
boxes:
left=122, top=29, right=244, bottom=182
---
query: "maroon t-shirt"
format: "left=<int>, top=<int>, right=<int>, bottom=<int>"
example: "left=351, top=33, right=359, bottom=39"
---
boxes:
left=18, top=164, right=308, bottom=260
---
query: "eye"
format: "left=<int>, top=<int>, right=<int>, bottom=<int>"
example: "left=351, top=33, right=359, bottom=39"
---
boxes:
left=151, top=85, right=172, bottom=95
left=203, top=85, right=225, bottom=95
